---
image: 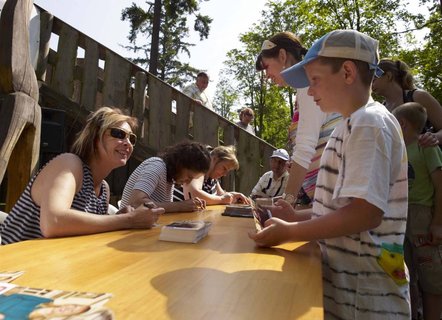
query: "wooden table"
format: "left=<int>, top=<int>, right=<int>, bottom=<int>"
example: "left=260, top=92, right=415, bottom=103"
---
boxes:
left=0, top=206, right=323, bottom=319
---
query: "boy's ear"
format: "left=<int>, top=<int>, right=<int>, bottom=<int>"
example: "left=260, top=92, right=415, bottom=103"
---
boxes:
left=342, top=61, right=358, bottom=84
left=398, top=118, right=407, bottom=130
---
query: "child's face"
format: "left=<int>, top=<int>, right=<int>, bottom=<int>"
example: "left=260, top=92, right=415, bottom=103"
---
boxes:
left=305, top=60, right=345, bottom=114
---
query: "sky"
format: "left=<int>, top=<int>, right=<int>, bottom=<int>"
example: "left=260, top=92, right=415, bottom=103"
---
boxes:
left=33, top=0, right=269, bottom=100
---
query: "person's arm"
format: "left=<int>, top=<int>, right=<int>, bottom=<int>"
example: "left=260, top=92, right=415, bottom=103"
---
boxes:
left=184, top=176, right=231, bottom=205
left=430, top=167, right=442, bottom=244
left=129, top=189, right=203, bottom=212
left=414, top=89, right=442, bottom=145
left=249, top=198, right=383, bottom=247
left=284, top=88, right=328, bottom=198
left=250, top=173, right=269, bottom=199
left=35, top=154, right=163, bottom=238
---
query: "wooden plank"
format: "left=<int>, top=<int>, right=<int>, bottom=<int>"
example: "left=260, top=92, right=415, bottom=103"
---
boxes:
left=235, top=131, right=262, bottom=195
left=193, top=105, right=219, bottom=147
left=52, top=22, right=78, bottom=99
left=175, top=92, right=192, bottom=141
left=35, top=11, right=53, bottom=81
left=80, top=37, right=99, bottom=111
left=0, top=0, right=39, bottom=101
left=133, top=71, right=147, bottom=137
left=147, top=76, right=173, bottom=151
left=102, top=49, right=131, bottom=109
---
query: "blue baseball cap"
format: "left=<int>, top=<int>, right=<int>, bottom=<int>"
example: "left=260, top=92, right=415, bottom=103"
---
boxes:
left=281, top=29, right=382, bottom=88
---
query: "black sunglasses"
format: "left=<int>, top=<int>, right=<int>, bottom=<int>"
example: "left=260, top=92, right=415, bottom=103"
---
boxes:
left=109, top=128, right=137, bottom=146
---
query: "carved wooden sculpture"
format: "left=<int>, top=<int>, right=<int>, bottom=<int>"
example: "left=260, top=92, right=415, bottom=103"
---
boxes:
left=0, top=0, right=41, bottom=211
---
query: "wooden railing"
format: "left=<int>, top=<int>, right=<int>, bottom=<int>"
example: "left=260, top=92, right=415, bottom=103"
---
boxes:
left=2, top=2, right=276, bottom=206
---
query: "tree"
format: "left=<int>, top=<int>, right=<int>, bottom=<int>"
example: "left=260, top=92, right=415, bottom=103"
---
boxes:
left=213, top=70, right=238, bottom=120
left=121, top=0, right=212, bottom=87
left=404, top=0, right=442, bottom=102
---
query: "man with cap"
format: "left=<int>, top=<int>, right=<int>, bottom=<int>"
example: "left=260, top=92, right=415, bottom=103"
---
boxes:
left=250, top=30, right=410, bottom=319
left=250, top=149, right=289, bottom=199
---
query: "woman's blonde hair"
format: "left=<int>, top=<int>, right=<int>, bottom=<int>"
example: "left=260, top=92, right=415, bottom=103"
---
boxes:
left=378, top=59, right=415, bottom=90
left=71, top=107, right=138, bottom=162
left=210, top=145, right=239, bottom=170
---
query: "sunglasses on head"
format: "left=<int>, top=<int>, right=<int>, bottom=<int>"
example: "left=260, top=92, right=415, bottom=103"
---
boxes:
left=109, top=128, right=137, bottom=146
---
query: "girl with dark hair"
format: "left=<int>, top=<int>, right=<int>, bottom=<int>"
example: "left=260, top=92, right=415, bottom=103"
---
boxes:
left=120, top=141, right=210, bottom=212
left=256, top=31, right=341, bottom=211
left=372, top=58, right=442, bottom=147
left=1, top=107, right=164, bottom=245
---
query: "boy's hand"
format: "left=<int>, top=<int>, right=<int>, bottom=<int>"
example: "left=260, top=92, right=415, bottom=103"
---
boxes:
left=269, top=199, right=297, bottom=222
left=248, top=218, right=294, bottom=247
left=430, top=224, right=442, bottom=245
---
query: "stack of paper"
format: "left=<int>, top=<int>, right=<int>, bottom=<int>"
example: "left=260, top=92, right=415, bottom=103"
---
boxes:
left=159, top=220, right=212, bottom=243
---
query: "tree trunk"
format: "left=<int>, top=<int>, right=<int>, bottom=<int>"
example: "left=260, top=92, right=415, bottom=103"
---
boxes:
left=149, top=0, right=162, bottom=76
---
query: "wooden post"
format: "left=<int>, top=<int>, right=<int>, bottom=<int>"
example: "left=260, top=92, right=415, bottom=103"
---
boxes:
left=0, top=0, right=42, bottom=211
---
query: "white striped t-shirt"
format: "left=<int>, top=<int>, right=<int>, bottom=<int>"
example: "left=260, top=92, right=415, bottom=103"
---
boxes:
left=120, top=157, right=173, bottom=208
left=313, top=101, right=410, bottom=319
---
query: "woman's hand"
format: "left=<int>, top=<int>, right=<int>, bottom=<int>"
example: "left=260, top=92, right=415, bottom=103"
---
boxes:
left=220, top=193, right=233, bottom=204
left=418, top=132, right=439, bottom=148
left=229, top=192, right=250, bottom=204
left=127, top=203, right=164, bottom=229
left=180, top=198, right=206, bottom=212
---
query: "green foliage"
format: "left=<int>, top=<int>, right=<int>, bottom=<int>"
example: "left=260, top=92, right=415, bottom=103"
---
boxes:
left=213, top=70, right=239, bottom=120
left=406, top=1, right=442, bottom=102
left=121, top=0, right=212, bottom=87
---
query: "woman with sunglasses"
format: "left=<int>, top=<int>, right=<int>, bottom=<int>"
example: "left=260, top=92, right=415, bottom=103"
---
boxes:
left=120, top=140, right=211, bottom=212
left=255, top=32, right=341, bottom=214
left=372, top=58, right=442, bottom=147
left=0, top=107, right=164, bottom=245
left=173, top=145, right=249, bottom=205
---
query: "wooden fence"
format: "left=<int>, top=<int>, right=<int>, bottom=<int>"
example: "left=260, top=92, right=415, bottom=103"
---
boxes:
left=1, top=2, right=276, bottom=207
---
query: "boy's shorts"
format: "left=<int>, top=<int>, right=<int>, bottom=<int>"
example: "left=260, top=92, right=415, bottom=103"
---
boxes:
left=405, top=204, right=442, bottom=294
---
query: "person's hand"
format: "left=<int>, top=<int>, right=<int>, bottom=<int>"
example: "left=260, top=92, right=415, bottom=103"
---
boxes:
left=429, top=224, right=442, bottom=245
left=128, top=203, right=164, bottom=229
left=117, top=205, right=135, bottom=214
left=248, top=217, right=294, bottom=247
left=269, top=199, right=297, bottom=222
left=181, top=198, right=206, bottom=211
left=220, top=193, right=233, bottom=204
left=418, top=132, right=439, bottom=148
left=230, top=192, right=250, bottom=204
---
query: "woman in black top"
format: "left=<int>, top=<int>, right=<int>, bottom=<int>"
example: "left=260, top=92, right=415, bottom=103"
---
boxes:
left=372, top=58, right=442, bottom=147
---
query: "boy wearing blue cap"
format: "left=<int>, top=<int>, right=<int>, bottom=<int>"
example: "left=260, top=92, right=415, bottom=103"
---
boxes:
left=249, top=30, right=410, bottom=319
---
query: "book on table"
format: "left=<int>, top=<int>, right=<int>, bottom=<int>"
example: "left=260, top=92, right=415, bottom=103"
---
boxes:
left=0, top=281, right=114, bottom=319
left=159, top=220, right=212, bottom=243
left=222, top=204, right=254, bottom=218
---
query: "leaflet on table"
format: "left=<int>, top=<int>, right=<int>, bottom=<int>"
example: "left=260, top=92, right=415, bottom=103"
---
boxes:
left=0, top=282, right=114, bottom=319
left=0, top=271, right=24, bottom=283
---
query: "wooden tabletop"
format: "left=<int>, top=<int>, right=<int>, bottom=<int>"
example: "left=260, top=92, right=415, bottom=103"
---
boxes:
left=0, top=206, right=323, bottom=319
